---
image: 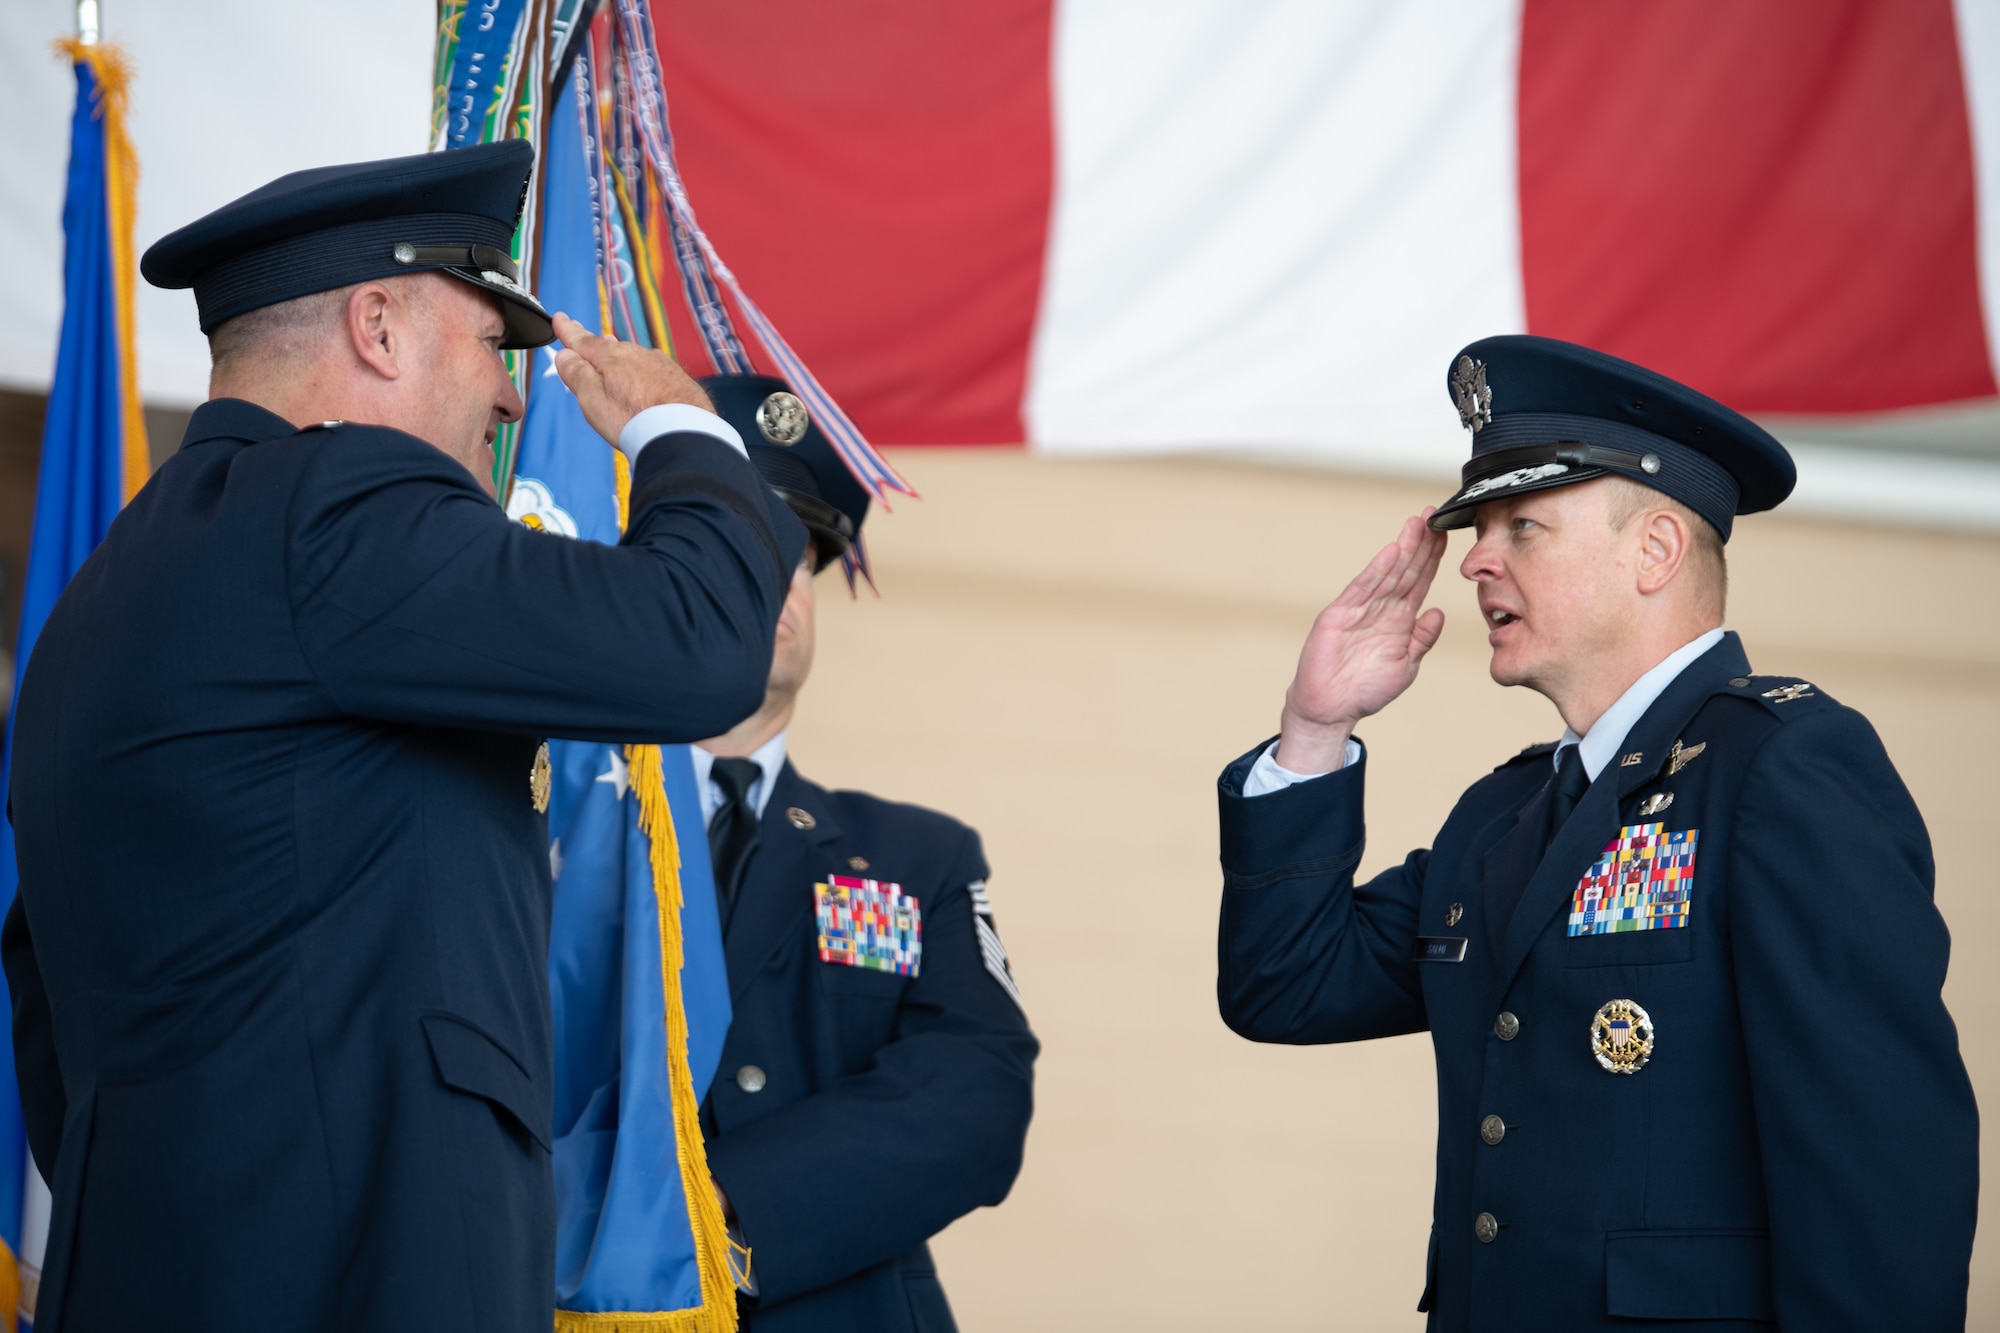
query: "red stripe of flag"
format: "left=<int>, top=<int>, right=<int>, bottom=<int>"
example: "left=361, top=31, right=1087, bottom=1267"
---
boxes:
left=653, top=0, right=1054, bottom=444
left=1518, top=0, right=1996, bottom=414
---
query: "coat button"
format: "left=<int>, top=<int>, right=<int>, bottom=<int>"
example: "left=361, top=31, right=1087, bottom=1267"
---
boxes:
left=1729, top=677, right=1751, bottom=688
left=1444, top=902, right=1464, bottom=927
left=1480, top=1115, right=1506, bottom=1146
left=1474, top=1212, right=1500, bottom=1244
left=1494, top=1011, right=1521, bottom=1041
left=735, top=1065, right=766, bottom=1094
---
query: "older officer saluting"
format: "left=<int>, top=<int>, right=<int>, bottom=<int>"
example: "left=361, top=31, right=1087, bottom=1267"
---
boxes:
left=689, top=375, right=1037, bottom=1332
left=1215, top=336, right=1976, bottom=1330
left=3, top=141, right=805, bottom=1332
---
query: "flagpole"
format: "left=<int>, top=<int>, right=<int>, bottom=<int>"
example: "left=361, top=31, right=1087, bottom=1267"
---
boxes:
left=75, top=0, right=98, bottom=45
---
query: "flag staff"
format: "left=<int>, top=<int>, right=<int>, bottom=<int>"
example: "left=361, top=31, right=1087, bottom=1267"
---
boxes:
left=76, top=0, right=99, bottom=45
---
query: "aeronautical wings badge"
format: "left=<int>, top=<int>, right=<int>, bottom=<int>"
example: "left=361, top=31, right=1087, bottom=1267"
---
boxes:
left=1452, top=355, right=1493, bottom=433
left=1591, top=998, right=1654, bottom=1074
left=1667, top=739, right=1706, bottom=775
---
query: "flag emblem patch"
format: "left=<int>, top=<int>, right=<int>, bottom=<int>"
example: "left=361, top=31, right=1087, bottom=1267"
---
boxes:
left=1568, top=823, right=1698, bottom=936
left=816, top=875, right=921, bottom=977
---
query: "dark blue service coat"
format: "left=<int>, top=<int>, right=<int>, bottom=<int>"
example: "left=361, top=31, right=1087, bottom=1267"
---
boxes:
left=3, top=398, right=806, bottom=1333
left=703, top=762, right=1037, bottom=1333
left=1216, top=634, right=1976, bottom=1332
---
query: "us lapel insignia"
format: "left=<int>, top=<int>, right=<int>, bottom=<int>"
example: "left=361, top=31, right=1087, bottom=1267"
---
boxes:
left=530, top=742, right=552, bottom=814
left=1667, top=739, right=1706, bottom=775
left=1761, top=682, right=1815, bottom=704
left=1619, top=752, right=1645, bottom=767
left=815, top=875, right=921, bottom=977
left=1591, top=998, right=1654, bottom=1074
left=1637, top=791, right=1674, bottom=816
left=787, top=806, right=817, bottom=830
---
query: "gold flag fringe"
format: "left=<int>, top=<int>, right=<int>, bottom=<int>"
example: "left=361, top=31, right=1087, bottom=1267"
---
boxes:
left=554, top=745, right=744, bottom=1332
left=54, top=38, right=149, bottom=503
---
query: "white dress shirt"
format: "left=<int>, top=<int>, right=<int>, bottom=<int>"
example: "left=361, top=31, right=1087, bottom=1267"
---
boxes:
left=690, top=730, right=789, bottom=831
left=616, top=403, right=748, bottom=463
left=1242, top=627, right=1726, bottom=796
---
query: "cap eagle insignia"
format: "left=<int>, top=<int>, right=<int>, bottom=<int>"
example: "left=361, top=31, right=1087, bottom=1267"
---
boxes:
left=1453, top=355, right=1493, bottom=433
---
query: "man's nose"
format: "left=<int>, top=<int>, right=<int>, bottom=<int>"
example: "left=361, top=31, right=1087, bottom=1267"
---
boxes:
left=497, top=378, right=525, bottom=425
left=1460, top=531, right=1498, bottom=582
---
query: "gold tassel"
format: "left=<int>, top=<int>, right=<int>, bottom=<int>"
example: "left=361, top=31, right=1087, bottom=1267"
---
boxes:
left=550, top=745, right=742, bottom=1333
left=55, top=38, right=150, bottom=503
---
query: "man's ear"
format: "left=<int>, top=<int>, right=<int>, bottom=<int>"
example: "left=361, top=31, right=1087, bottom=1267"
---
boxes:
left=1634, top=505, right=1692, bottom=597
left=345, top=282, right=402, bottom=381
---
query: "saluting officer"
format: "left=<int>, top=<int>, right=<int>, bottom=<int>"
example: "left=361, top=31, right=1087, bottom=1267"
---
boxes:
left=3, top=142, right=806, bottom=1332
left=1215, top=336, right=1977, bottom=1330
left=688, top=375, right=1038, bottom=1333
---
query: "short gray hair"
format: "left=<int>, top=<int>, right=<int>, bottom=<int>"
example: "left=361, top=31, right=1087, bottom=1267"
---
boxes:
left=205, top=284, right=357, bottom=371
left=1602, top=474, right=1728, bottom=617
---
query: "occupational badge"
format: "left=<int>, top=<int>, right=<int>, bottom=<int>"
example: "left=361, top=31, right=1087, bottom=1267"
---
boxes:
left=1452, top=355, right=1493, bottom=433
left=530, top=741, right=552, bottom=814
left=815, top=875, right=921, bottom=977
left=1590, top=998, right=1654, bottom=1074
left=1568, top=823, right=1697, bottom=936
left=1636, top=792, right=1673, bottom=816
left=1667, top=739, right=1706, bottom=775
left=756, top=391, right=810, bottom=445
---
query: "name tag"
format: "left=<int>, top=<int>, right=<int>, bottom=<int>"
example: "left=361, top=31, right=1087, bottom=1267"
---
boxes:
left=1412, top=936, right=1468, bottom=964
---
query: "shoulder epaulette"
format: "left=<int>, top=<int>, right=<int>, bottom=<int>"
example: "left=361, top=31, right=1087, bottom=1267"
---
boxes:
left=1723, top=673, right=1837, bottom=716
left=1494, top=740, right=1560, bottom=771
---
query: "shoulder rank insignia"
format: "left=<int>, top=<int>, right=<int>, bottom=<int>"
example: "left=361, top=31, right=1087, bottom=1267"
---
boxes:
left=969, top=880, right=1024, bottom=1007
left=1569, top=823, right=1697, bottom=936
left=1667, top=739, right=1706, bottom=775
left=1761, top=682, right=1815, bottom=703
left=1591, top=998, right=1654, bottom=1074
left=816, top=875, right=920, bottom=977
left=530, top=742, right=552, bottom=814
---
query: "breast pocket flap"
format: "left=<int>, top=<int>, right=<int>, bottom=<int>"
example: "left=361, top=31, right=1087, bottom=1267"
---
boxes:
left=1605, top=1229, right=1774, bottom=1321
left=421, top=1012, right=551, bottom=1151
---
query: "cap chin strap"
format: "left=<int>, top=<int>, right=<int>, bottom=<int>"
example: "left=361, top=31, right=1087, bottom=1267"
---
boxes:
left=1460, top=440, right=1661, bottom=486
left=392, top=242, right=519, bottom=281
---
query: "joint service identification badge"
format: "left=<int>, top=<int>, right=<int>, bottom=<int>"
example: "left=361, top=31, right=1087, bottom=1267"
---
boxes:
left=1591, top=998, right=1654, bottom=1074
left=816, top=875, right=921, bottom=977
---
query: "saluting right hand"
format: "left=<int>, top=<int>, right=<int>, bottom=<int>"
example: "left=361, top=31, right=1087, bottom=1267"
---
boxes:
left=549, top=311, right=714, bottom=449
left=1275, top=510, right=1449, bottom=775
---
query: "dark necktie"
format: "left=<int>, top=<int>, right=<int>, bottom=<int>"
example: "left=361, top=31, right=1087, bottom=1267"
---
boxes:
left=1546, top=744, right=1592, bottom=838
left=1486, top=745, right=1595, bottom=949
left=708, top=757, right=763, bottom=927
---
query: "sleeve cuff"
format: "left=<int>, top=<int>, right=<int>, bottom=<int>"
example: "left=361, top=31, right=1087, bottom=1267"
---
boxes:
left=1241, top=738, right=1363, bottom=797
left=618, top=403, right=747, bottom=462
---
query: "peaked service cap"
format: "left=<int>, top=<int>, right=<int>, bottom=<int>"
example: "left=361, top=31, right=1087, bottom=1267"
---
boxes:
left=141, top=140, right=554, bottom=349
left=1427, top=335, right=1795, bottom=542
left=701, top=373, right=867, bottom=571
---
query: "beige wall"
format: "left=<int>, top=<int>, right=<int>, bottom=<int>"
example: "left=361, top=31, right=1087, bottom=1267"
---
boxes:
left=791, top=448, right=2000, bottom=1331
